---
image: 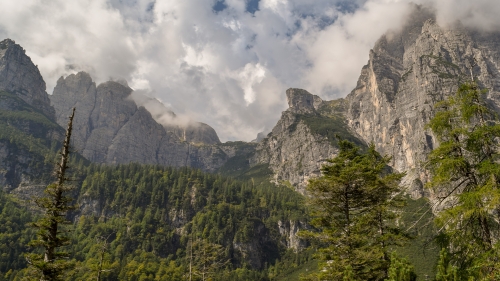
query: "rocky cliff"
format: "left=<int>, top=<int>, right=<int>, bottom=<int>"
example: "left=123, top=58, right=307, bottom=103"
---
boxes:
left=129, top=93, right=221, bottom=145
left=345, top=5, right=500, bottom=197
left=248, top=6, right=500, bottom=196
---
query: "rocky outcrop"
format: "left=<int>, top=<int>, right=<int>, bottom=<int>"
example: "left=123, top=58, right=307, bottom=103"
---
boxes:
left=0, top=91, right=67, bottom=193
left=277, top=220, right=308, bottom=252
left=286, top=88, right=323, bottom=114
left=169, top=122, right=220, bottom=145
left=345, top=5, right=500, bottom=197
left=251, top=88, right=362, bottom=193
left=0, top=101, right=63, bottom=193
left=0, top=39, right=55, bottom=119
left=0, top=39, right=63, bottom=191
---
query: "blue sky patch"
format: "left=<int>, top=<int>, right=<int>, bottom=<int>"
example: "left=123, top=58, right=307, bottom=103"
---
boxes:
left=246, top=0, right=260, bottom=14
left=213, top=0, right=228, bottom=12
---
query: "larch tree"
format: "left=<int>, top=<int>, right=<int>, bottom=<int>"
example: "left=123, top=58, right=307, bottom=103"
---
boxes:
left=26, top=108, right=76, bottom=281
left=426, top=81, right=500, bottom=279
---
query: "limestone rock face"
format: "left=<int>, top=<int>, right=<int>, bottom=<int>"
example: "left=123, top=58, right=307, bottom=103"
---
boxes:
left=277, top=220, right=308, bottom=252
left=50, top=72, right=233, bottom=171
left=0, top=39, right=55, bottom=119
left=50, top=72, right=96, bottom=151
left=345, top=6, right=500, bottom=197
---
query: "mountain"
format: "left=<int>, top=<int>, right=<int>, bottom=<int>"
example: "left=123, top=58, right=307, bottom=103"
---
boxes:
left=129, top=93, right=221, bottom=145
left=0, top=39, right=55, bottom=119
left=246, top=5, right=500, bottom=198
left=47, top=4, right=500, bottom=198
left=50, top=72, right=248, bottom=172
left=4, top=4, right=493, bottom=278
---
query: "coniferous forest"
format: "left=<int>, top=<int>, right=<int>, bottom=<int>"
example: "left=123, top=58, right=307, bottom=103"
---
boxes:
left=1, top=161, right=316, bottom=280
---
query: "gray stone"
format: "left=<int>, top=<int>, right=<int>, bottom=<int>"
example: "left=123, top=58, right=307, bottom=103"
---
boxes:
left=0, top=39, right=55, bottom=119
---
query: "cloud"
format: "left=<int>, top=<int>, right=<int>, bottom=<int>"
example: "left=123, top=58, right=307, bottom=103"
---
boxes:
left=0, top=0, right=498, bottom=141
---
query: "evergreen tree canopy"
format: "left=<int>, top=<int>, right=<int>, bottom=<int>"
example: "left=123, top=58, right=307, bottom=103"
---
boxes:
left=302, top=140, right=407, bottom=281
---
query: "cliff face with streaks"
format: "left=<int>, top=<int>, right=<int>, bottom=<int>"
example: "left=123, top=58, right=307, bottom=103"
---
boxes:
left=345, top=6, right=500, bottom=197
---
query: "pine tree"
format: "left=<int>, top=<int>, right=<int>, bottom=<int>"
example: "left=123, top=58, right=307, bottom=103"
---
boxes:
left=25, top=108, right=76, bottom=281
left=426, top=82, right=500, bottom=277
left=301, top=140, right=408, bottom=281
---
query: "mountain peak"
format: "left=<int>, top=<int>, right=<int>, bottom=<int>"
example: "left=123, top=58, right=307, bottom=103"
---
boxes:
left=286, top=88, right=323, bottom=114
left=0, top=38, right=16, bottom=50
left=0, top=38, right=55, bottom=119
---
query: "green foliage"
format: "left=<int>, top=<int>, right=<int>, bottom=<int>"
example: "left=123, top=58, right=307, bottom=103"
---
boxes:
left=301, top=140, right=408, bottom=281
left=188, top=239, right=229, bottom=280
left=385, top=253, right=417, bottom=281
left=0, top=190, right=35, bottom=275
left=426, top=81, right=500, bottom=277
left=435, top=249, right=459, bottom=281
left=0, top=163, right=309, bottom=280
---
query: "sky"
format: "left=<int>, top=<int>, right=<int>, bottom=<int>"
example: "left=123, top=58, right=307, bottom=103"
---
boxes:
left=1, top=0, right=499, bottom=141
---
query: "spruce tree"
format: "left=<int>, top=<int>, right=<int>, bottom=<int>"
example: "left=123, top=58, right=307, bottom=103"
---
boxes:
left=302, top=140, right=407, bottom=281
left=426, top=82, right=500, bottom=277
left=25, top=108, right=76, bottom=280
